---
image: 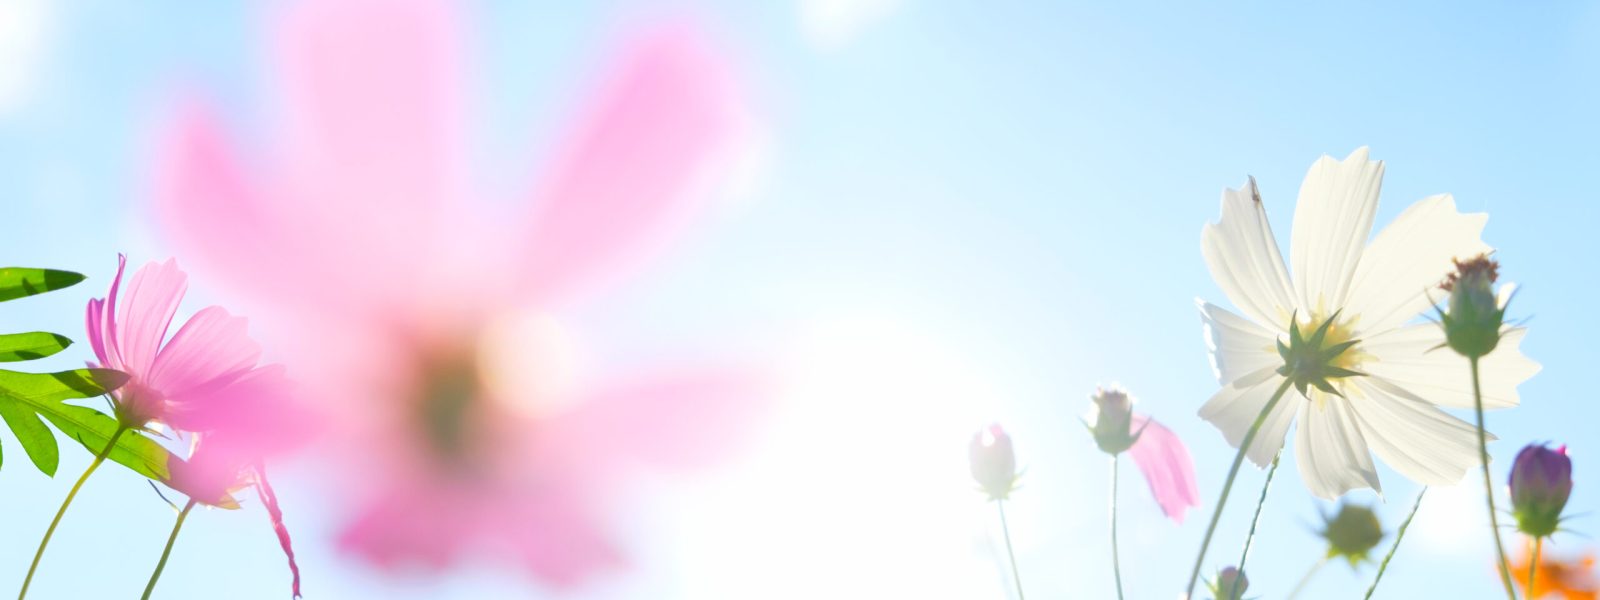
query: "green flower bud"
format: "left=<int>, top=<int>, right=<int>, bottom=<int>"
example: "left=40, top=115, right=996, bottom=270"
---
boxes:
left=1208, top=566, right=1249, bottom=600
left=1320, top=502, right=1385, bottom=566
left=1439, top=255, right=1507, bottom=359
left=1088, top=387, right=1139, bottom=455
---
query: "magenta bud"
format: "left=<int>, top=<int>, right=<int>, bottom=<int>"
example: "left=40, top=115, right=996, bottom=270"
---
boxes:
left=970, top=423, right=1018, bottom=501
left=1510, top=443, right=1573, bottom=538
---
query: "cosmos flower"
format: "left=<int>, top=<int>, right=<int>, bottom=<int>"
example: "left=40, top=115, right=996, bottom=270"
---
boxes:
left=1198, top=148, right=1540, bottom=498
left=87, top=255, right=301, bottom=593
left=970, top=423, right=1018, bottom=501
left=1085, top=387, right=1200, bottom=523
left=1512, top=546, right=1600, bottom=600
left=153, top=0, right=762, bottom=585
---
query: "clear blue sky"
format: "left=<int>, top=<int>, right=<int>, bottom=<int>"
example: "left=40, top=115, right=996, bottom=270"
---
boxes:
left=0, top=1, right=1596, bottom=598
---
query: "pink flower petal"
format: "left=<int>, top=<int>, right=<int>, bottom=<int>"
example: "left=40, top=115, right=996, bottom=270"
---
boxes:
left=517, top=24, right=744, bottom=304
left=1128, top=414, right=1201, bottom=524
left=113, top=259, right=188, bottom=376
left=495, top=489, right=625, bottom=587
left=272, top=0, right=461, bottom=268
left=147, top=306, right=261, bottom=403
left=553, top=367, right=769, bottom=470
left=338, top=481, right=484, bottom=569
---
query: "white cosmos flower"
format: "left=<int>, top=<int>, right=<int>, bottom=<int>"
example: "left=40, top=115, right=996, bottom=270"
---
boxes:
left=1197, top=147, right=1541, bottom=499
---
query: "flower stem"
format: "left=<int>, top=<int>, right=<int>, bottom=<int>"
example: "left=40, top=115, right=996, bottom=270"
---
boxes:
left=141, top=498, right=197, bottom=600
left=1527, top=537, right=1542, bottom=598
left=1110, top=455, right=1125, bottom=600
left=997, top=500, right=1025, bottom=600
left=18, top=425, right=127, bottom=600
left=1183, top=377, right=1295, bottom=599
left=1228, top=453, right=1280, bottom=600
left=1472, top=357, right=1518, bottom=600
left=1364, top=486, right=1427, bottom=599
left=1287, top=556, right=1328, bottom=600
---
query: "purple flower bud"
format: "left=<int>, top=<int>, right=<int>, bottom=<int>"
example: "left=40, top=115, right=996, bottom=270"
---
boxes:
left=1209, top=566, right=1248, bottom=600
left=1510, top=443, right=1573, bottom=538
left=970, top=424, right=1018, bottom=501
left=1089, top=387, right=1137, bottom=455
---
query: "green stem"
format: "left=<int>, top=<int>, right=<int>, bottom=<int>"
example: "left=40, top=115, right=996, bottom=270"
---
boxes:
left=1183, top=377, right=1295, bottom=599
left=1287, top=556, right=1328, bottom=600
left=18, top=425, right=127, bottom=600
left=1364, top=487, right=1428, bottom=599
left=1228, top=453, right=1281, bottom=600
left=1527, top=537, right=1542, bottom=599
left=141, top=499, right=197, bottom=600
left=1472, top=357, right=1518, bottom=600
left=1110, top=455, right=1125, bottom=600
left=997, top=500, right=1025, bottom=600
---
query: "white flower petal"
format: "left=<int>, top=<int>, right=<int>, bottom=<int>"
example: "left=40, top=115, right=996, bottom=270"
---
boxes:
left=1198, top=367, right=1297, bottom=468
left=1290, top=147, right=1384, bottom=313
left=1201, top=178, right=1297, bottom=328
left=1198, top=300, right=1280, bottom=385
left=1347, top=377, right=1485, bottom=486
left=1344, top=194, right=1489, bottom=335
left=1293, top=393, right=1381, bottom=499
left=1362, top=324, right=1540, bottom=410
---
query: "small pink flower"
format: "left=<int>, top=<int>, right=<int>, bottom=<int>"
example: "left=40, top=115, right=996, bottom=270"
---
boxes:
left=87, top=255, right=302, bottom=595
left=153, top=0, right=763, bottom=585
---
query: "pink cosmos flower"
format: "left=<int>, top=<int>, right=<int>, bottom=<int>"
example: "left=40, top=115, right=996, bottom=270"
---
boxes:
left=86, top=255, right=302, bottom=595
left=153, top=0, right=762, bottom=585
left=1087, top=388, right=1199, bottom=523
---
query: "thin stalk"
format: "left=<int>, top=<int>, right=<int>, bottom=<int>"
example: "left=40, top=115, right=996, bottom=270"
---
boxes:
left=1472, top=357, right=1518, bottom=600
left=18, top=425, right=127, bottom=600
left=141, top=499, right=197, bottom=600
left=1183, top=378, right=1295, bottom=599
left=1110, top=455, right=1125, bottom=600
left=1287, top=557, right=1329, bottom=600
left=1228, top=453, right=1281, bottom=600
left=997, top=500, right=1025, bottom=600
left=1527, top=537, right=1542, bottom=599
left=1364, top=487, right=1428, bottom=600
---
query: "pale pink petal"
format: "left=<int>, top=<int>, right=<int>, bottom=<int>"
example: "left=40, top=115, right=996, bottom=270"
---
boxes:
left=114, top=259, right=188, bottom=376
left=147, top=306, right=260, bottom=401
left=338, top=482, right=483, bottom=569
left=553, top=367, right=769, bottom=470
left=273, top=0, right=461, bottom=266
left=154, top=105, right=304, bottom=306
left=1128, top=414, right=1201, bottom=524
left=518, top=24, right=744, bottom=303
left=165, top=365, right=312, bottom=458
left=495, top=490, right=625, bottom=587
left=86, top=255, right=128, bottom=371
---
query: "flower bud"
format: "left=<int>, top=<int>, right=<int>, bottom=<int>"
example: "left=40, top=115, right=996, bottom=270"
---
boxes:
left=1088, top=387, right=1138, bottom=455
left=1208, top=566, right=1248, bottom=600
left=970, top=424, right=1018, bottom=501
left=1510, top=443, right=1573, bottom=538
left=1439, top=255, right=1506, bottom=359
left=1320, top=502, right=1385, bottom=565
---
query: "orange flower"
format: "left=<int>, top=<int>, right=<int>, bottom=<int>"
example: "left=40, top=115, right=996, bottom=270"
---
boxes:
left=1510, top=543, right=1600, bottom=600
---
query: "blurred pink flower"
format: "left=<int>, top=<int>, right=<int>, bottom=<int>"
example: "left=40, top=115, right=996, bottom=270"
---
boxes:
left=87, top=255, right=302, bottom=595
left=153, top=0, right=762, bottom=585
left=1127, top=414, right=1200, bottom=523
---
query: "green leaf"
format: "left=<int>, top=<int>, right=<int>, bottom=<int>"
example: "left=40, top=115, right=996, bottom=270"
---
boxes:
left=0, top=368, right=172, bottom=480
left=0, top=268, right=86, bottom=302
left=0, top=332, right=72, bottom=362
left=0, top=401, right=57, bottom=475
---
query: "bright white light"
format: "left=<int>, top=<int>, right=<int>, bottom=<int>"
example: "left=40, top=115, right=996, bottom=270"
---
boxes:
left=797, top=0, right=903, bottom=50
left=667, top=313, right=1009, bottom=598
left=0, top=0, right=49, bottom=114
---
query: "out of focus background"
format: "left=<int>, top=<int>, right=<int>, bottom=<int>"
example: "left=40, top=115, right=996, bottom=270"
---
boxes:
left=1, top=1, right=1597, bottom=598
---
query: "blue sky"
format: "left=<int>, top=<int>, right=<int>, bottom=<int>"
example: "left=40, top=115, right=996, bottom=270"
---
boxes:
left=1, top=1, right=1597, bottom=598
